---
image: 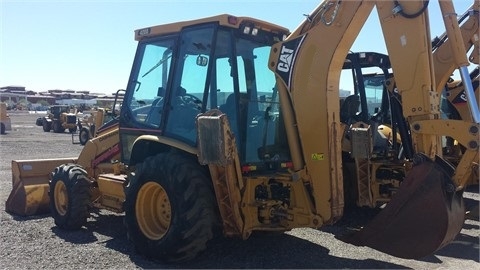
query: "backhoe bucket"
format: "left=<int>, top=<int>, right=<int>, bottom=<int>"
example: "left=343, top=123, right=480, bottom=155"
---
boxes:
left=5, top=158, right=77, bottom=216
left=344, top=155, right=465, bottom=259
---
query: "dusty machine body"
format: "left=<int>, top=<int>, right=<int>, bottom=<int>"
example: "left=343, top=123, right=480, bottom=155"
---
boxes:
left=0, top=102, right=12, bottom=135
left=6, top=0, right=480, bottom=262
left=37, top=105, right=78, bottom=133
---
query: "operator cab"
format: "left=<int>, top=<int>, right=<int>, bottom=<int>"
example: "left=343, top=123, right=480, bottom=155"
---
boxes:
left=50, top=105, right=70, bottom=118
left=120, top=15, right=292, bottom=172
left=340, top=52, right=393, bottom=124
left=340, top=52, right=402, bottom=154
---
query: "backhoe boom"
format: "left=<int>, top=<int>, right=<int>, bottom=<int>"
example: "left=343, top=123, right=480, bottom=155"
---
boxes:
left=270, top=0, right=477, bottom=258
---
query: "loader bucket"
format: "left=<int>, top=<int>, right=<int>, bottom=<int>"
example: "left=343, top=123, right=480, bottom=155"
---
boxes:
left=5, top=158, right=77, bottom=216
left=344, top=154, right=465, bottom=259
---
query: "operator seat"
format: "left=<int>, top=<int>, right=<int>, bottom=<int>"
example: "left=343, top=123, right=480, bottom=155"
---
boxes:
left=145, top=87, right=166, bottom=126
left=340, top=95, right=360, bottom=124
left=219, top=93, right=236, bottom=121
left=146, top=86, right=190, bottom=127
left=219, top=93, right=249, bottom=143
left=219, top=93, right=248, bottom=128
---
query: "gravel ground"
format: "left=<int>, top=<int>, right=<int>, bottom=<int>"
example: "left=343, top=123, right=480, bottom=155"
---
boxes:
left=0, top=112, right=478, bottom=269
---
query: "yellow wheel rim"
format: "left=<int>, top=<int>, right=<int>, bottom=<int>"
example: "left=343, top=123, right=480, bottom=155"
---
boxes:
left=54, top=181, right=68, bottom=216
left=136, top=182, right=172, bottom=240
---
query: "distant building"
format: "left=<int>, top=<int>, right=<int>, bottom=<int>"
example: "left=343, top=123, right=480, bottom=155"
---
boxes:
left=0, top=85, right=121, bottom=110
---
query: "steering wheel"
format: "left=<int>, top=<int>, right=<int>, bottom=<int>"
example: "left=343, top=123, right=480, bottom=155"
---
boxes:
left=181, top=94, right=202, bottom=109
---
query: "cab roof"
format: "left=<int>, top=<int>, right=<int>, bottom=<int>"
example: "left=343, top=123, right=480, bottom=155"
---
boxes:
left=134, top=14, right=290, bottom=41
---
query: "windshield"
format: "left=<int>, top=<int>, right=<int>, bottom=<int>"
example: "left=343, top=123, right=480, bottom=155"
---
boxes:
left=130, top=38, right=174, bottom=109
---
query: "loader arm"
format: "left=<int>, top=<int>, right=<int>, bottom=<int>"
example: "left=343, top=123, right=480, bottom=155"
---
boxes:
left=269, top=0, right=478, bottom=258
left=76, top=125, right=121, bottom=176
left=433, top=0, right=479, bottom=92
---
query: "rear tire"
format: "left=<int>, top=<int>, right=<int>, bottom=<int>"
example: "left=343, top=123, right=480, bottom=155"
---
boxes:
left=35, top=117, right=43, bottom=126
left=49, top=164, right=91, bottom=230
left=79, top=128, right=90, bottom=145
left=124, top=152, right=219, bottom=262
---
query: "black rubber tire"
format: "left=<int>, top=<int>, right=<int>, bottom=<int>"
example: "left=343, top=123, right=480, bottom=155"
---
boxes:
left=35, top=117, right=43, bottom=126
left=0, top=123, right=5, bottom=135
left=49, top=164, right=91, bottom=230
left=124, top=152, right=219, bottom=262
left=42, top=118, right=51, bottom=132
left=79, top=128, right=90, bottom=145
left=53, top=120, right=64, bottom=133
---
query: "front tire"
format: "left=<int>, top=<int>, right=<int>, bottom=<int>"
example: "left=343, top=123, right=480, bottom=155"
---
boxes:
left=53, top=120, right=64, bottom=133
left=42, top=118, right=51, bottom=132
left=124, top=152, right=219, bottom=262
left=49, top=164, right=91, bottom=230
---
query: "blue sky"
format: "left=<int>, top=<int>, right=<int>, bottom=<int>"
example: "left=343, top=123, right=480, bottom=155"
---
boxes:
left=0, top=0, right=474, bottom=94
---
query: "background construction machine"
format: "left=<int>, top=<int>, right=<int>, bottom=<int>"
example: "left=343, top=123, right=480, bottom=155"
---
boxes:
left=5, top=0, right=479, bottom=263
left=0, top=102, right=12, bottom=135
left=75, top=107, right=118, bottom=145
left=36, top=105, right=78, bottom=133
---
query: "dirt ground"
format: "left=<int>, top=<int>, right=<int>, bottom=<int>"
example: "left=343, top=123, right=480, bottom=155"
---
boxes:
left=0, top=112, right=478, bottom=269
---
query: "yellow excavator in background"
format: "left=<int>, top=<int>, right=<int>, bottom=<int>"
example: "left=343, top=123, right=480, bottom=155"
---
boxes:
left=5, top=0, right=479, bottom=262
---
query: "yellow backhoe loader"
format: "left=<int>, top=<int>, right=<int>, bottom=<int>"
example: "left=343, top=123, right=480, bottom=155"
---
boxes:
left=75, top=107, right=118, bottom=145
left=5, top=0, right=480, bottom=262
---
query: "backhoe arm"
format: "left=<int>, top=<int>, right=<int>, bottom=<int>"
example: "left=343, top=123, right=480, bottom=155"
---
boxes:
left=269, top=0, right=475, bottom=258
left=269, top=0, right=375, bottom=223
left=269, top=0, right=443, bottom=227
